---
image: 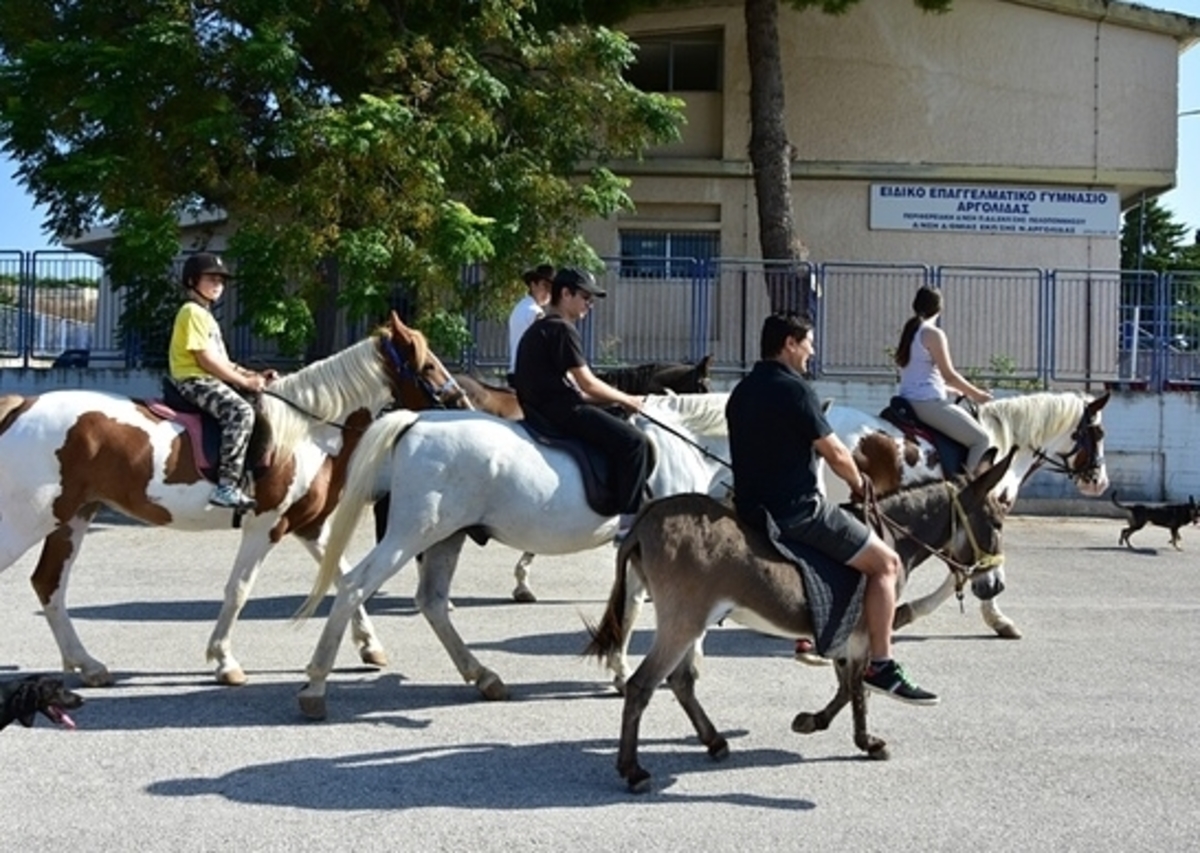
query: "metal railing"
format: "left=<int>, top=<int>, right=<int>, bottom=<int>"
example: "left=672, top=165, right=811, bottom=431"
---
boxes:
left=3, top=248, right=1199, bottom=392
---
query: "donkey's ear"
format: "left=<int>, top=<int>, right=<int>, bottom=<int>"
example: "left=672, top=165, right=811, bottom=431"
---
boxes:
left=974, top=446, right=999, bottom=472
left=699, top=354, right=713, bottom=372
left=968, top=445, right=1017, bottom=497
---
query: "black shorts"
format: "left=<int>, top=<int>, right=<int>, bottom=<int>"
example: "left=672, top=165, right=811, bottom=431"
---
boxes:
left=776, top=498, right=872, bottom=565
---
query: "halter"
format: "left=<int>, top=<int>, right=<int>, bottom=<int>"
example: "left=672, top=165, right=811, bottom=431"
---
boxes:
left=863, top=480, right=1003, bottom=606
left=1027, top=407, right=1104, bottom=485
left=380, top=336, right=470, bottom=410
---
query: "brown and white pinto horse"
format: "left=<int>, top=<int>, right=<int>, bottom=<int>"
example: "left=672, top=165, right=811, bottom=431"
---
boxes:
left=0, top=312, right=469, bottom=687
left=825, top=390, right=1109, bottom=640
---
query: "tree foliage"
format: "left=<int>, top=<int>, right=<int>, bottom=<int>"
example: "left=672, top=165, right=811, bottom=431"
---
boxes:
left=0, top=1, right=683, bottom=353
left=1121, top=197, right=1200, bottom=272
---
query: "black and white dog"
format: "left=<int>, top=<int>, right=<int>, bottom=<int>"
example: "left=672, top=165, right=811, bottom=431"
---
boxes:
left=1112, top=491, right=1200, bottom=551
left=0, top=675, right=83, bottom=730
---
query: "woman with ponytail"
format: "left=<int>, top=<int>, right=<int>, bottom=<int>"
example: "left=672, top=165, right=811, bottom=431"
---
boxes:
left=895, top=286, right=994, bottom=473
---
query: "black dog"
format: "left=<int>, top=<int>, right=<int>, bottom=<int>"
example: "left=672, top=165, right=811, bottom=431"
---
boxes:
left=0, top=675, right=83, bottom=731
left=1111, top=491, right=1200, bottom=551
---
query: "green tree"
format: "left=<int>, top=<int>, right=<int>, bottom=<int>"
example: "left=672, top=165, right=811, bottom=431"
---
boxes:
left=1121, top=197, right=1192, bottom=272
left=0, top=1, right=683, bottom=354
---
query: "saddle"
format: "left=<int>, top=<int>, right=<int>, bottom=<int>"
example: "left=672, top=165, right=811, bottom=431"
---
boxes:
left=518, top=407, right=654, bottom=518
left=142, top=379, right=274, bottom=486
left=879, top=395, right=977, bottom=476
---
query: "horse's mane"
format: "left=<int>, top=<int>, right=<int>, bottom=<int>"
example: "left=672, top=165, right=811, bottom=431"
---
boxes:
left=262, top=331, right=397, bottom=458
left=644, top=391, right=730, bottom=437
left=978, top=391, right=1091, bottom=455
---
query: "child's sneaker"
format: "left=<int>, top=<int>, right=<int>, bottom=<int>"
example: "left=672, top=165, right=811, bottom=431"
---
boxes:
left=209, top=483, right=256, bottom=511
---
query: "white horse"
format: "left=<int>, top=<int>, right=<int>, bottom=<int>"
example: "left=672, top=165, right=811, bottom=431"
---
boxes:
left=497, top=389, right=1109, bottom=639
left=0, top=313, right=469, bottom=686
left=295, top=395, right=731, bottom=720
left=823, top=390, right=1109, bottom=640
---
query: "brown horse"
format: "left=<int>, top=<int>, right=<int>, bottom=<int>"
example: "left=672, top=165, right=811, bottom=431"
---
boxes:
left=0, top=312, right=470, bottom=686
left=585, top=447, right=1014, bottom=792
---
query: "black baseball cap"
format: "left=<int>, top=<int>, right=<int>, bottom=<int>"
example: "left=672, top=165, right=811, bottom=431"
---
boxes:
left=553, top=266, right=606, bottom=298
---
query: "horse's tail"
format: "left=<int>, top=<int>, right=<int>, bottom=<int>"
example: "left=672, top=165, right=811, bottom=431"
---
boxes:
left=582, top=534, right=639, bottom=660
left=295, top=409, right=421, bottom=620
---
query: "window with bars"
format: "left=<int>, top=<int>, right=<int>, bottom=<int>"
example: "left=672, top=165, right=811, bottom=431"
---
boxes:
left=619, top=230, right=719, bottom=278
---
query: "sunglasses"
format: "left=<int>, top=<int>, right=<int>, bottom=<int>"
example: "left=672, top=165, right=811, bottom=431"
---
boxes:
left=574, top=289, right=594, bottom=305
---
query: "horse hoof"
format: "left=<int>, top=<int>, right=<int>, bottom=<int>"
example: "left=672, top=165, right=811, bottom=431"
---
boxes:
left=512, top=586, right=537, bottom=604
left=625, top=768, right=652, bottom=794
left=707, top=736, right=730, bottom=762
left=298, top=691, right=327, bottom=721
left=867, top=743, right=891, bottom=761
left=791, top=712, right=819, bottom=735
left=216, top=666, right=248, bottom=687
left=80, top=667, right=113, bottom=688
left=477, top=672, right=508, bottom=701
left=795, top=652, right=830, bottom=667
left=359, top=648, right=389, bottom=668
left=995, top=624, right=1023, bottom=640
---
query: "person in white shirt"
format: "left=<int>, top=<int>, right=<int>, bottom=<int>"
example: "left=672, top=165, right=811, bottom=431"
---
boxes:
left=895, top=286, right=994, bottom=473
left=507, top=264, right=554, bottom=385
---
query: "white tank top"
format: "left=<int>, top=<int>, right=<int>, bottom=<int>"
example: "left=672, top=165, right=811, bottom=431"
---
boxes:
left=897, top=320, right=947, bottom=401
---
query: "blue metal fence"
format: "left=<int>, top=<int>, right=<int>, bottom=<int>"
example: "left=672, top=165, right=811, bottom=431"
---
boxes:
left=4, top=248, right=1199, bottom=392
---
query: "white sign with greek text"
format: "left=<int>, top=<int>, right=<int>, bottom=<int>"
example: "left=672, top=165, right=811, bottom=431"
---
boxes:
left=869, top=183, right=1120, bottom=237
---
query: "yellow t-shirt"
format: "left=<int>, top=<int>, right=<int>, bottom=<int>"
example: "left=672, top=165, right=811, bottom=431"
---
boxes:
left=169, top=302, right=228, bottom=380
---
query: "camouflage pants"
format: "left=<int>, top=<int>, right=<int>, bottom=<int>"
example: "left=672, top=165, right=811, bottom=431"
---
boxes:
left=172, top=376, right=255, bottom=486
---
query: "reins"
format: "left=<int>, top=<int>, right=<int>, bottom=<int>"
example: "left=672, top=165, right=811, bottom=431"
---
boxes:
left=259, top=388, right=367, bottom=432
left=861, top=480, right=1003, bottom=608
left=637, top=407, right=733, bottom=470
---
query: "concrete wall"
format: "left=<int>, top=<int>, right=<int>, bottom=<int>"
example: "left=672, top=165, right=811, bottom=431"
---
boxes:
left=3, top=368, right=1195, bottom=507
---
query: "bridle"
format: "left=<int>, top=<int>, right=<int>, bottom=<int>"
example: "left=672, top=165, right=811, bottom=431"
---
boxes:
left=379, top=336, right=471, bottom=411
left=862, top=480, right=1003, bottom=606
left=1028, top=408, right=1105, bottom=485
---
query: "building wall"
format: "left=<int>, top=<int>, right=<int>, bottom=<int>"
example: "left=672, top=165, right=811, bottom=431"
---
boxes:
left=589, top=0, right=1199, bottom=271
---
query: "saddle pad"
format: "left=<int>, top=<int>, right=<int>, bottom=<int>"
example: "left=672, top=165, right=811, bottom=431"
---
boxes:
left=517, top=420, right=618, bottom=516
left=762, top=510, right=865, bottom=657
left=144, top=400, right=214, bottom=472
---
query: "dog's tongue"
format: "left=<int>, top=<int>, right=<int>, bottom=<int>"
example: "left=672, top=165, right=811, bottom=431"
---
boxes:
left=50, top=707, right=77, bottom=730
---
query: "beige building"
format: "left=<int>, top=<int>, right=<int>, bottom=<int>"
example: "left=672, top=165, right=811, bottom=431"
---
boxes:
left=562, top=0, right=1200, bottom=385
left=589, top=0, right=1200, bottom=269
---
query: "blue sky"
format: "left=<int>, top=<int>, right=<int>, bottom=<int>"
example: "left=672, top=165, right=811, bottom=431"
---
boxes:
left=3, top=1, right=1200, bottom=251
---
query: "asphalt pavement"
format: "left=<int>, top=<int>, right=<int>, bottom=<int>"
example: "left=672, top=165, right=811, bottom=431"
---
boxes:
left=1, top=513, right=1198, bottom=852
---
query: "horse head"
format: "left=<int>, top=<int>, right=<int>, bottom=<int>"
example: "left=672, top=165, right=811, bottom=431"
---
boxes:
left=378, top=311, right=473, bottom=411
left=1060, top=391, right=1109, bottom=497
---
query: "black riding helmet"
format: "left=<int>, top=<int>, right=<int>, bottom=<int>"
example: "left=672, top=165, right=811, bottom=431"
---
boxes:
left=182, top=252, right=233, bottom=290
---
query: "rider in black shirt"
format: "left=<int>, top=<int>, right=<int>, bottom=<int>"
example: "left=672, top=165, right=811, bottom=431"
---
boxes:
left=726, top=313, right=938, bottom=706
left=513, top=267, right=648, bottom=526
